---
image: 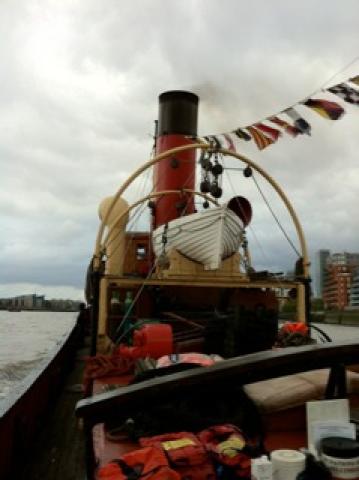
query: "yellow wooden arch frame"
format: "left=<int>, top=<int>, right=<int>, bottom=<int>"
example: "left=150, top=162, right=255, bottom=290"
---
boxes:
left=94, top=143, right=309, bottom=278
left=102, top=188, right=218, bottom=249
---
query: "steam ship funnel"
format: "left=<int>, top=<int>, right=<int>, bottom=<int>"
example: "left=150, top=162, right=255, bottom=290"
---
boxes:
left=153, top=91, right=199, bottom=228
left=158, top=91, right=198, bottom=136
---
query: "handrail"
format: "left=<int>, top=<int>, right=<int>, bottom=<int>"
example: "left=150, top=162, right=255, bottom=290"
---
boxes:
left=76, top=340, right=359, bottom=425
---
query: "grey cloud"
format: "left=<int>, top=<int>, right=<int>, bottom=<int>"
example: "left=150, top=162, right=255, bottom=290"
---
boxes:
left=1, top=0, right=359, bottom=296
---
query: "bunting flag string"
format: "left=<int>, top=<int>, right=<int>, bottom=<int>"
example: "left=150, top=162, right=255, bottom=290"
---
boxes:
left=246, top=126, right=274, bottom=150
left=284, top=108, right=312, bottom=135
left=232, top=128, right=251, bottom=141
left=302, top=99, right=345, bottom=120
left=254, top=123, right=282, bottom=141
left=269, top=116, right=301, bottom=137
left=198, top=72, right=359, bottom=152
left=222, top=133, right=236, bottom=151
left=328, top=83, right=359, bottom=105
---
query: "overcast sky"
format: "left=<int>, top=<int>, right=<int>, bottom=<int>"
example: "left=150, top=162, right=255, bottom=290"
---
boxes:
left=1, top=0, right=358, bottom=300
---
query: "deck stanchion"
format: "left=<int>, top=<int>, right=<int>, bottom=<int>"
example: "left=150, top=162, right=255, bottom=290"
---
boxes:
left=90, top=270, right=101, bottom=356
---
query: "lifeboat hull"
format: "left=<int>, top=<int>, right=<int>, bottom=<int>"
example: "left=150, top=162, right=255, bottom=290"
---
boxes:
left=152, top=206, right=244, bottom=270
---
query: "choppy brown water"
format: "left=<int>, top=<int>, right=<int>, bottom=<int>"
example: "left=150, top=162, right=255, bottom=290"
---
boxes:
left=0, top=311, right=76, bottom=401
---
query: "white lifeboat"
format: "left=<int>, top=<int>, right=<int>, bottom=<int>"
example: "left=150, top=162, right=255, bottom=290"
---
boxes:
left=152, top=196, right=252, bottom=270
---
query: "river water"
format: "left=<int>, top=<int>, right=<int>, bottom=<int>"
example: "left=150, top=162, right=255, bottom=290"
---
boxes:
left=0, top=312, right=359, bottom=407
left=0, top=310, right=76, bottom=404
left=309, top=322, right=359, bottom=343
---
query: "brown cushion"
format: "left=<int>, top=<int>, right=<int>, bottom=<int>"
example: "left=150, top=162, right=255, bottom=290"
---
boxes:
left=244, top=369, right=359, bottom=413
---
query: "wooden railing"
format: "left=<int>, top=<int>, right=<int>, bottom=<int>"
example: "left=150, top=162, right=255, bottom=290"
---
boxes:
left=76, top=340, right=359, bottom=426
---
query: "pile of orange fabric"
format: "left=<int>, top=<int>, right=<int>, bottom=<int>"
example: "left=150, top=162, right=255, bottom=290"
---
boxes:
left=275, top=321, right=313, bottom=347
left=98, top=446, right=180, bottom=480
left=82, top=354, right=134, bottom=396
left=98, top=425, right=254, bottom=479
left=198, top=424, right=251, bottom=478
left=140, top=431, right=215, bottom=480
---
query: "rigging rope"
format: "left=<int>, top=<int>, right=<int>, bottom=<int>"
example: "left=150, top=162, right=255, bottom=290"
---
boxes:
left=252, top=55, right=359, bottom=125
left=313, top=55, right=359, bottom=94
left=105, top=165, right=153, bottom=257
left=251, top=174, right=301, bottom=258
left=114, top=259, right=159, bottom=345
left=116, top=159, right=199, bottom=259
left=224, top=167, right=286, bottom=289
left=106, top=154, right=197, bottom=257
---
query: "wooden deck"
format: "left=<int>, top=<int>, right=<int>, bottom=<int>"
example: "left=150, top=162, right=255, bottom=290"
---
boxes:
left=18, top=343, right=88, bottom=480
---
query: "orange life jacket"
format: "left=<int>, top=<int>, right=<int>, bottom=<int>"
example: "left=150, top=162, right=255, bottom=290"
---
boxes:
left=140, top=432, right=216, bottom=480
left=98, top=462, right=125, bottom=480
left=97, top=446, right=180, bottom=480
left=198, top=425, right=251, bottom=478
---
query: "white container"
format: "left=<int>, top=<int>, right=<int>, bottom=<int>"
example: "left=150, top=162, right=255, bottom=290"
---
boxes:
left=270, top=449, right=306, bottom=480
left=321, top=452, right=359, bottom=479
left=251, top=455, right=273, bottom=480
left=320, top=437, right=359, bottom=479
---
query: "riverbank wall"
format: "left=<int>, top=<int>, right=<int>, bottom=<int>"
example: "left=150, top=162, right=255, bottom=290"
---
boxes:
left=281, top=311, right=359, bottom=326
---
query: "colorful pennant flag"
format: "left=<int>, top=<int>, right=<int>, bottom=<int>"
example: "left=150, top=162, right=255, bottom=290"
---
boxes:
left=302, top=98, right=345, bottom=120
left=222, top=133, right=236, bottom=151
left=269, top=116, right=301, bottom=137
left=246, top=126, right=274, bottom=150
left=232, top=128, right=251, bottom=141
left=200, top=72, right=358, bottom=155
left=204, top=135, right=223, bottom=149
left=284, top=108, right=311, bottom=135
left=212, top=135, right=223, bottom=149
left=254, top=123, right=282, bottom=142
left=328, top=83, right=359, bottom=105
left=349, top=75, right=359, bottom=86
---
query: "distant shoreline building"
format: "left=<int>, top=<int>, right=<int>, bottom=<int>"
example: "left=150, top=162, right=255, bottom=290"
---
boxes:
left=0, top=294, right=81, bottom=311
left=349, top=272, right=359, bottom=309
left=320, top=251, right=359, bottom=310
left=315, top=249, right=330, bottom=298
left=9, top=294, right=45, bottom=310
